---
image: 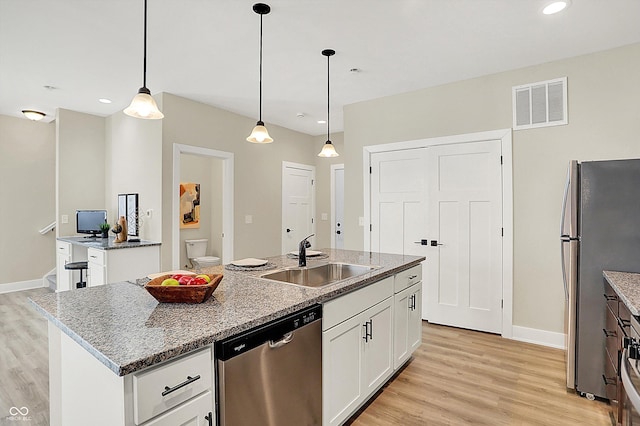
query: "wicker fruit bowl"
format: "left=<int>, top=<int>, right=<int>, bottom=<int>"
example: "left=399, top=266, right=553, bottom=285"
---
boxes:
left=145, top=273, right=223, bottom=303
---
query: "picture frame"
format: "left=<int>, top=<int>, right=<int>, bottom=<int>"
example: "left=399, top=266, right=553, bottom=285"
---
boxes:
left=118, top=193, right=139, bottom=236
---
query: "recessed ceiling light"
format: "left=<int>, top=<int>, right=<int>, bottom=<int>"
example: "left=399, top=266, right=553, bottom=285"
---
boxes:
left=317, top=120, right=326, bottom=124
left=543, top=1, right=569, bottom=15
left=99, top=98, right=112, bottom=104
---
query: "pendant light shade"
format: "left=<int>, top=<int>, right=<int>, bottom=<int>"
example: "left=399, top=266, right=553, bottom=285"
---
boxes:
left=124, top=0, right=163, bottom=120
left=247, top=3, right=273, bottom=143
left=318, top=49, right=339, bottom=157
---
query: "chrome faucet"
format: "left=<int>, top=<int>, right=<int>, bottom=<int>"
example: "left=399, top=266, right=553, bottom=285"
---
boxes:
left=299, top=234, right=315, bottom=267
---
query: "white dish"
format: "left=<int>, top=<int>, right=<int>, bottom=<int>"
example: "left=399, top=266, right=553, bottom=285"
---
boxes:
left=147, top=270, right=195, bottom=279
left=231, top=258, right=268, bottom=267
left=288, top=250, right=324, bottom=257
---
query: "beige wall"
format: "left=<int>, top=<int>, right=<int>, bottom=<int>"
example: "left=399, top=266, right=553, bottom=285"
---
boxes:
left=105, top=112, right=162, bottom=242
left=160, top=93, right=317, bottom=268
left=313, top=133, right=345, bottom=249
left=56, top=109, right=105, bottom=237
left=179, top=154, right=223, bottom=268
left=0, top=115, right=56, bottom=285
left=343, top=42, right=640, bottom=334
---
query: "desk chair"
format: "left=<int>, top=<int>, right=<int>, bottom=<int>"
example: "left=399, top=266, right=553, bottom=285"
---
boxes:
left=65, top=261, right=88, bottom=289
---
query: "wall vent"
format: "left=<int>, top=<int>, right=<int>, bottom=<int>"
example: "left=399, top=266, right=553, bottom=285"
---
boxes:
left=512, top=77, right=567, bottom=130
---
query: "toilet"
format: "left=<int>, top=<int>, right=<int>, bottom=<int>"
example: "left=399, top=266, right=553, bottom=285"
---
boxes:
left=185, top=239, right=221, bottom=268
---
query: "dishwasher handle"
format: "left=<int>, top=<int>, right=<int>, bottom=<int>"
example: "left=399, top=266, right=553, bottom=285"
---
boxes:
left=269, top=332, right=293, bottom=349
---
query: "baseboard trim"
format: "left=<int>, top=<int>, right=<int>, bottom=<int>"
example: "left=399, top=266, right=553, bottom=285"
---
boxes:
left=510, top=325, right=565, bottom=349
left=0, top=279, right=46, bottom=294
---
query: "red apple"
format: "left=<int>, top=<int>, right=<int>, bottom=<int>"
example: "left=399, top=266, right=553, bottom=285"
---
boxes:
left=178, top=275, right=193, bottom=285
left=188, top=276, right=208, bottom=286
left=171, top=274, right=184, bottom=280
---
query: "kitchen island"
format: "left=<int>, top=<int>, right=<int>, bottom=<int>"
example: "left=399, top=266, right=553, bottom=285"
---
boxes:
left=31, top=249, right=424, bottom=426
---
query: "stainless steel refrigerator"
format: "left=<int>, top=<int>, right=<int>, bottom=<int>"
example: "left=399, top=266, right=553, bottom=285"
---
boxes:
left=561, top=159, right=640, bottom=399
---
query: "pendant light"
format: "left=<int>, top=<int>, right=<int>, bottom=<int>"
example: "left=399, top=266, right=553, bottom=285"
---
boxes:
left=124, top=0, right=164, bottom=119
left=318, top=49, right=339, bottom=157
left=246, top=3, right=273, bottom=143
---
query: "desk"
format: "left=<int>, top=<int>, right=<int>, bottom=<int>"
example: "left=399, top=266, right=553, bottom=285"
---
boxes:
left=56, top=236, right=161, bottom=291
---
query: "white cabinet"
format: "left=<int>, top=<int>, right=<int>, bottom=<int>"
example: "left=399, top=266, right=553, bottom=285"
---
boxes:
left=393, top=281, right=422, bottom=369
left=56, top=242, right=72, bottom=292
left=49, top=327, right=215, bottom=426
left=322, top=277, right=394, bottom=426
left=143, top=391, right=213, bottom=426
left=87, top=248, right=106, bottom=287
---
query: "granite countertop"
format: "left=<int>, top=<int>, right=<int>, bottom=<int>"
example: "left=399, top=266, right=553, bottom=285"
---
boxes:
left=58, top=235, right=161, bottom=250
left=604, top=270, right=640, bottom=316
left=30, top=249, right=424, bottom=377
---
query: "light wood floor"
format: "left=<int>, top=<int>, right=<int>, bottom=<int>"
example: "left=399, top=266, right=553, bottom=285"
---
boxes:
left=348, top=322, right=614, bottom=426
left=0, top=289, right=614, bottom=426
left=0, top=287, right=52, bottom=426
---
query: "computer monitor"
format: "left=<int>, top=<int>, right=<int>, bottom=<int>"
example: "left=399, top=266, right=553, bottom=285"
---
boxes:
left=76, top=210, right=107, bottom=236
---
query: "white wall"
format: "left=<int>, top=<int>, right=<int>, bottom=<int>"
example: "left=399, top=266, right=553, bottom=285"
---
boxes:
left=56, top=109, right=106, bottom=238
left=105, top=111, right=162, bottom=243
left=0, top=115, right=56, bottom=286
left=160, top=93, right=317, bottom=267
left=343, top=42, right=640, bottom=334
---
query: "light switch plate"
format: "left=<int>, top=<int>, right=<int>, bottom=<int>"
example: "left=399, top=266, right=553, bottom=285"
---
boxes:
left=245, top=215, right=253, bottom=224
left=321, top=213, right=328, bottom=221
left=358, top=217, right=365, bottom=226
left=61, top=214, right=68, bottom=224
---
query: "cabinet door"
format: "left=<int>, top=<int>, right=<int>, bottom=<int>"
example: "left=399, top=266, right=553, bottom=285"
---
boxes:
left=393, top=286, right=411, bottom=369
left=143, top=390, right=214, bottom=426
left=408, top=283, right=423, bottom=353
left=323, top=314, right=364, bottom=426
left=362, top=297, right=394, bottom=395
left=87, top=261, right=106, bottom=287
left=56, top=253, right=72, bottom=292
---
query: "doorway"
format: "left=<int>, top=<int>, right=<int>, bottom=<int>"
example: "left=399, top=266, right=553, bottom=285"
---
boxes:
left=172, top=144, right=234, bottom=269
left=331, top=164, right=344, bottom=249
left=364, top=129, right=514, bottom=337
left=282, top=161, right=316, bottom=254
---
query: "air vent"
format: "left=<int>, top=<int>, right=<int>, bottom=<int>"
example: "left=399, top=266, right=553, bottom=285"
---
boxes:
left=512, top=77, right=567, bottom=130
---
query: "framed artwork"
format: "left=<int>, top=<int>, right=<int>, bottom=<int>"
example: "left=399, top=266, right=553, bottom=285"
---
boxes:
left=180, top=183, right=200, bottom=229
left=118, top=193, right=139, bottom=236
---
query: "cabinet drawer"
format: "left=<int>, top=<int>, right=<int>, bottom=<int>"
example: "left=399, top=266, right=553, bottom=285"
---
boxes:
left=56, top=242, right=71, bottom=256
left=604, top=353, right=618, bottom=404
left=604, top=306, right=618, bottom=371
left=87, top=248, right=105, bottom=266
left=394, top=265, right=422, bottom=293
left=133, top=347, right=212, bottom=425
left=323, top=277, right=393, bottom=331
left=604, top=282, right=619, bottom=317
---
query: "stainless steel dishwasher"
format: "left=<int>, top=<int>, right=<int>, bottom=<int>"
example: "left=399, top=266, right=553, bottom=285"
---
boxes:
left=216, top=304, right=322, bottom=426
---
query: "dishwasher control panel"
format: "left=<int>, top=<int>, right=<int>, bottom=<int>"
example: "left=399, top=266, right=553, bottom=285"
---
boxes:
left=216, top=304, right=322, bottom=360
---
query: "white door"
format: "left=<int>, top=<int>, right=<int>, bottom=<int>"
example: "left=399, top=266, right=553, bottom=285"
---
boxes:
left=425, top=140, right=503, bottom=333
left=282, top=162, right=315, bottom=254
left=331, top=164, right=345, bottom=249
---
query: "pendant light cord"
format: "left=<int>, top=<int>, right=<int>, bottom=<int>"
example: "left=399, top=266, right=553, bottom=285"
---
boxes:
left=326, top=53, right=330, bottom=141
left=259, top=12, right=263, bottom=122
left=142, top=0, right=147, bottom=89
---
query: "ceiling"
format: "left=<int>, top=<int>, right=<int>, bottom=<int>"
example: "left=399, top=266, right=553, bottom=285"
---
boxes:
left=2, top=0, right=640, bottom=136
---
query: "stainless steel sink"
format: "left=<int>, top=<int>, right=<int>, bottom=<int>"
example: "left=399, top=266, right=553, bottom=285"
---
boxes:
left=261, top=262, right=379, bottom=288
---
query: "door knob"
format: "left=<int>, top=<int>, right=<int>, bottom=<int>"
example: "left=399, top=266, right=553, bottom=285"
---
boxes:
left=414, top=239, right=429, bottom=245
left=337, top=222, right=341, bottom=227
left=430, top=240, right=443, bottom=246
left=336, top=230, right=341, bottom=235
left=286, top=228, right=292, bottom=233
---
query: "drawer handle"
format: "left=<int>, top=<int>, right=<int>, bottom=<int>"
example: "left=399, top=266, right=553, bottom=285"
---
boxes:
left=162, top=375, right=201, bottom=397
left=408, top=275, right=418, bottom=280
left=604, top=294, right=618, bottom=301
left=90, top=255, right=97, bottom=259
left=602, top=374, right=616, bottom=386
left=603, top=328, right=617, bottom=338
left=620, top=319, right=631, bottom=328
